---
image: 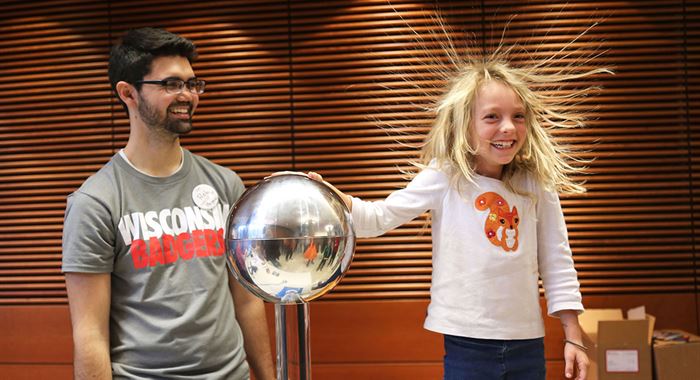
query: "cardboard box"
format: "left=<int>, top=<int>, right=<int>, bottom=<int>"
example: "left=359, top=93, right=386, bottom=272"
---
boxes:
left=653, top=329, right=700, bottom=380
left=579, top=307, right=655, bottom=380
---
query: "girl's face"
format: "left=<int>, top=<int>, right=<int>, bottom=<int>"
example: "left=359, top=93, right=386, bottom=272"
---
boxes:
left=470, top=80, right=527, bottom=179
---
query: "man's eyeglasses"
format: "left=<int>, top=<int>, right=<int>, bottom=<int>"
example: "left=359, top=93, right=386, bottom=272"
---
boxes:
left=135, top=78, right=206, bottom=94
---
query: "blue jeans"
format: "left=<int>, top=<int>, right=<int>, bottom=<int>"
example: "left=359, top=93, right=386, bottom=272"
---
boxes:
left=443, top=335, right=546, bottom=380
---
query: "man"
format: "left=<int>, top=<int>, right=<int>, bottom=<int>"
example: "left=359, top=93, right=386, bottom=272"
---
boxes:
left=62, top=27, right=274, bottom=379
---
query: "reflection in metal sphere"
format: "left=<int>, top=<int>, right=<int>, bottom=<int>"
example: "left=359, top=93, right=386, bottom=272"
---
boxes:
left=225, top=174, right=355, bottom=304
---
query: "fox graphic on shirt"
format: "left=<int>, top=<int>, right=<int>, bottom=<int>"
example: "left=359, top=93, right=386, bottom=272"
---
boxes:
left=475, top=192, right=520, bottom=252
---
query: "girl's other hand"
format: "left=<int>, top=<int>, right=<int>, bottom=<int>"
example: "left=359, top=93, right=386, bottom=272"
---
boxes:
left=307, top=171, right=353, bottom=211
left=307, top=171, right=323, bottom=181
left=564, top=342, right=589, bottom=380
left=264, top=171, right=352, bottom=210
left=266, top=170, right=306, bottom=178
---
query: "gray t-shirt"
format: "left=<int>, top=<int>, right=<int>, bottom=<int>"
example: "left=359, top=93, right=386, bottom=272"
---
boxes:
left=62, top=150, right=250, bottom=379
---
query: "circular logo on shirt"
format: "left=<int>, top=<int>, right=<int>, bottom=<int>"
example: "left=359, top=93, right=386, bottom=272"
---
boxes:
left=192, top=184, right=219, bottom=210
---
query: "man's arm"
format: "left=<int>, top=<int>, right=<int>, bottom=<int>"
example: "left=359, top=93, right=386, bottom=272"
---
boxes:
left=65, top=272, right=112, bottom=380
left=229, top=274, right=275, bottom=380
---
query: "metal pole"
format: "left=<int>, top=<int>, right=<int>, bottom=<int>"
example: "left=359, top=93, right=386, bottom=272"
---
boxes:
left=275, top=303, right=288, bottom=380
left=297, top=303, right=311, bottom=379
left=275, top=303, right=311, bottom=380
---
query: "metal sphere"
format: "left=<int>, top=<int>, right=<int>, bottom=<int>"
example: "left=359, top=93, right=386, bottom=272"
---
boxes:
left=225, top=173, right=355, bottom=304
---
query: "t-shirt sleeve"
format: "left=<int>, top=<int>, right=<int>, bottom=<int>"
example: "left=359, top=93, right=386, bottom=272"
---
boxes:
left=61, top=191, right=116, bottom=273
left=228, top=171, right=245, bottom=203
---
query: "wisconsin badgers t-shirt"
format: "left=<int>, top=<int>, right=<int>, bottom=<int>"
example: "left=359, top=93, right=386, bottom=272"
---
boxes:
left=62, top=149, right=249, bottom=379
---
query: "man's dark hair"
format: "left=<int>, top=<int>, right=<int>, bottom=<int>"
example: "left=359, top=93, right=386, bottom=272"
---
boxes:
left=108, top=27, right=197, bottom=112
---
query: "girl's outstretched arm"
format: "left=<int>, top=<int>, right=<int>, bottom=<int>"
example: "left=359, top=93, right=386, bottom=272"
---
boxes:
left=290, top=167, right=446, bottom=238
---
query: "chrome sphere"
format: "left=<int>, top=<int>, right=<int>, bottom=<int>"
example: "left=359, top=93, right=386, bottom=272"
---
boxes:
left=225, top=174, right=355, bottom=304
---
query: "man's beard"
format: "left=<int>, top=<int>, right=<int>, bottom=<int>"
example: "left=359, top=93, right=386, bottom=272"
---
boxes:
left=137, top=95, right=193, bottom=136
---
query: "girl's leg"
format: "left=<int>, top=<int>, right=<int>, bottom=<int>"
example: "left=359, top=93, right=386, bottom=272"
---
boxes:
left=443, top=335, right=505, bottom=380
left=503, top=338, right=546, bottom=380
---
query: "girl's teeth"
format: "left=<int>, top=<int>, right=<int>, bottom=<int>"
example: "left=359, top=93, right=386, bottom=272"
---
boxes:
left=492, top=141, right=513, bottom=148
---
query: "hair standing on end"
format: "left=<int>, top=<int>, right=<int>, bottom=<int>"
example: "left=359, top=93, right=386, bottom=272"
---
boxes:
left=418, top=25, right=611, bottom=195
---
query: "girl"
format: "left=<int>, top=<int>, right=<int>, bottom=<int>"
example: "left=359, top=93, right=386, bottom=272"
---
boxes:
left=310, top=54, right=607, bottom=379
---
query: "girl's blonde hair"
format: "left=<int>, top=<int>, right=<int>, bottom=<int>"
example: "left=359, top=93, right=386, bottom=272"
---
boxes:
left=419, top=37, right=609, bottom=195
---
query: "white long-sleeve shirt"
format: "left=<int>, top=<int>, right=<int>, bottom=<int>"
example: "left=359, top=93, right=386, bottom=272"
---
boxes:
left=351, top=162, right=583, bottom=339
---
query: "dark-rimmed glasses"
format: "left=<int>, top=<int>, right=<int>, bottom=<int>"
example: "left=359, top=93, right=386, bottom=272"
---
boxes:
left=135, top=78, right=206, bottom=94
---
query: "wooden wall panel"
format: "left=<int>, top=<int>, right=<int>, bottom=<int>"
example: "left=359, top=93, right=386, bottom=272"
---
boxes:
left=1, top=0, right=697, bottom=309
left=309, top=300, right=443, bottom=363
left=1, top=295, right=695, bottom=379
left=0, top=0, right=699, bottom=378
left=687, top=0, right=700, bottom=332
left=313, top=364, right=442, bottom=380
left=0, top=365, right=72, bottom=380
left=0, top=305, right=72, bottom=365
left=0, top=0, right=111, bottom=306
